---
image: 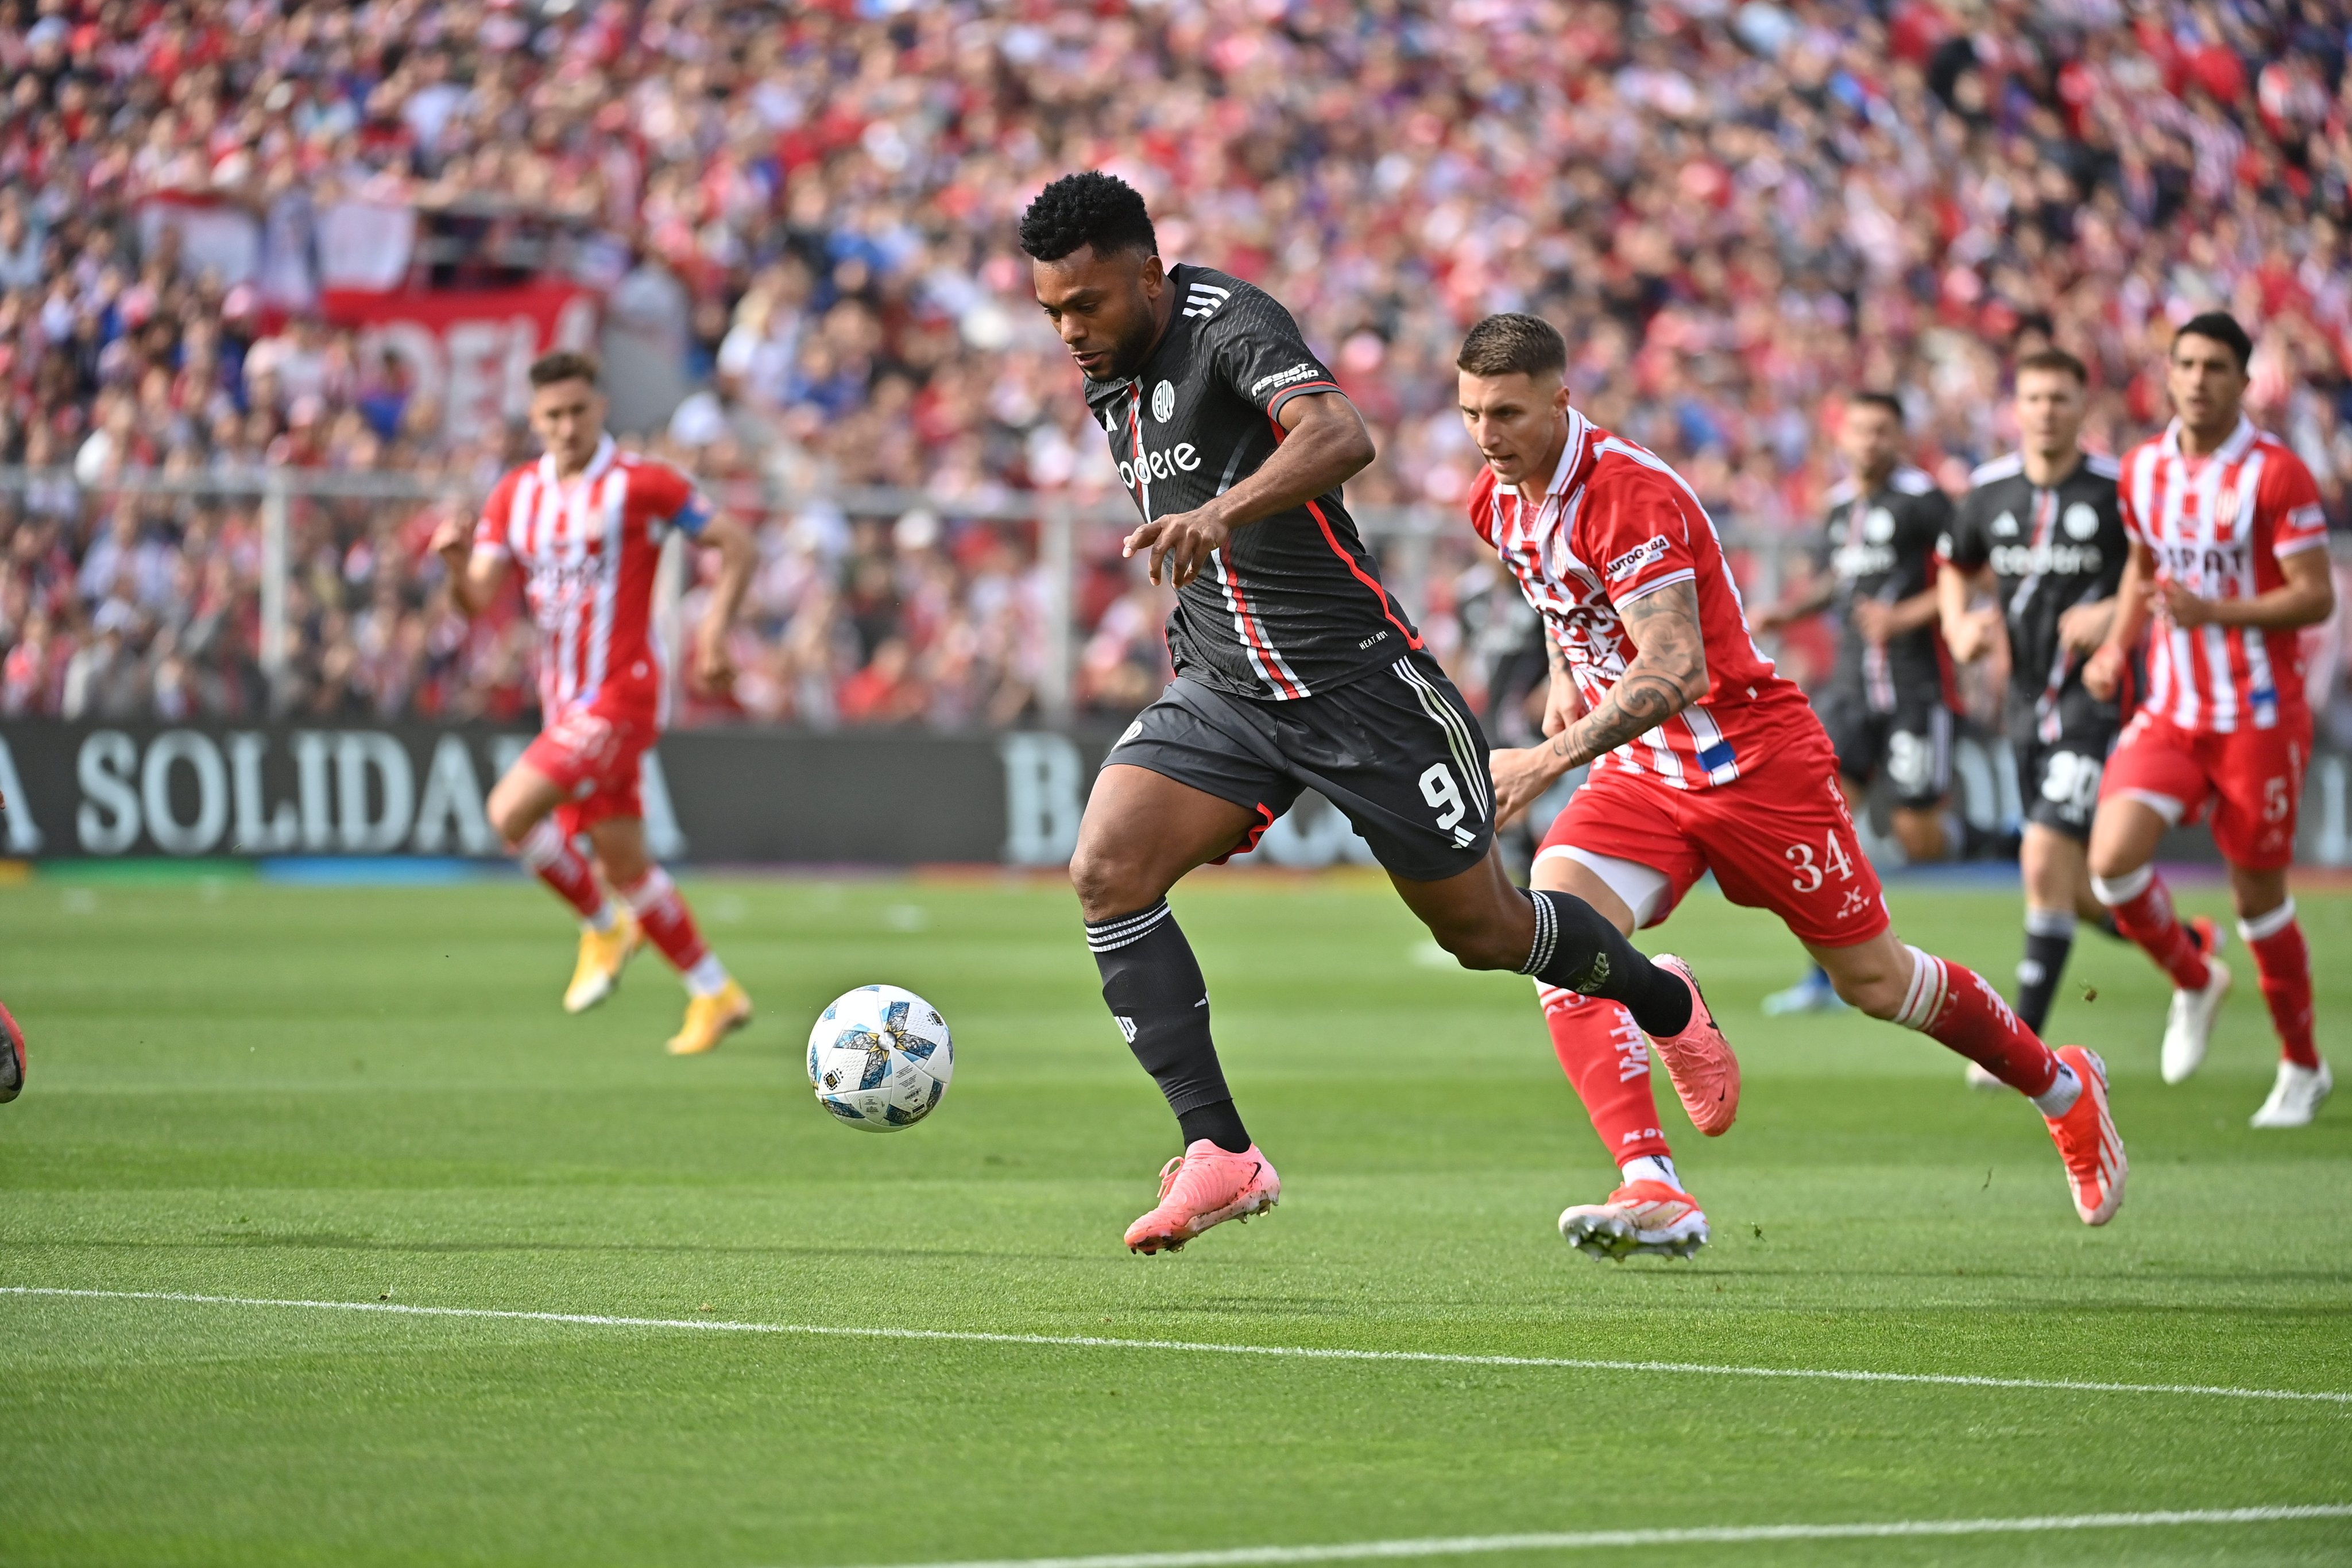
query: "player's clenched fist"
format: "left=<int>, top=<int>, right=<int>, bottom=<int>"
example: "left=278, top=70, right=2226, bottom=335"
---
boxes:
left=2080, top=640, right=2125, bottom=700
left=428, top=514, right=474, bottom=565
left=1124, top=506, right=1232, bottom=587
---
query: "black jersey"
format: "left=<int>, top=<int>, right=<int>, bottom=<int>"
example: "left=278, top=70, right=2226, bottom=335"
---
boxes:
left=1080, top=264, right=1419, bottom=701
left=1815, top=466, right=1953, bottom=711
left=1941, top=450, right=2126, bottom=741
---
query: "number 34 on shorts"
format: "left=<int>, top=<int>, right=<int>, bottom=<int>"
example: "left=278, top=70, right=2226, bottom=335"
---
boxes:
left=1784, top=828, right=1856, bottom=892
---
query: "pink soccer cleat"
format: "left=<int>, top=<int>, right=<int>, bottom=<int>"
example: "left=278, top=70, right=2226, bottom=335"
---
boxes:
left=1123, top=1140, right=1281, bottom=1255
left=1647, top=954, right=1739, bottom=1136
left=2044, top=1044, right=2126, bottom=1225
left=1558, top=1179, right=1708, bottom=1261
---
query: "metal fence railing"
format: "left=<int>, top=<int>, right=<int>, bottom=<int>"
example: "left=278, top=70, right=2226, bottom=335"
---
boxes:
left=2, top=465, right=2340, bottom=727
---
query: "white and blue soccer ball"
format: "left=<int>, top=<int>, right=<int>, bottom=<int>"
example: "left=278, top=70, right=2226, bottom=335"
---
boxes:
left=806, top=984, right=953, bottom=1132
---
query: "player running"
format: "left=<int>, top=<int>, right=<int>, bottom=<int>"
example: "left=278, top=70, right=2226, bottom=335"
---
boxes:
left=1022, top=173, right=1728, bottom=1256
left=2083, top=312, right=2336, bottom=1127
left=1937, top=349, right=2129, bottom=1082
left=431, top=351, right=757, bottom=1056
left=1459, top=313, right=2126, bottom=1255
left=1754, top=393, right=1958, bottom=1016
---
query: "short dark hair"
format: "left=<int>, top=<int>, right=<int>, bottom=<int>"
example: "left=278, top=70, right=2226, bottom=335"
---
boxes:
left=529, top=350, right=600, bottom=389
left=1848, top=390, right=1905, bottom=423
left=2016, top=347, right=2088, bottom=385
left=1018, top=172, right=1158, bottom=263
left=1456, top=313, right=1567, bottom=380
left=2173, top=311, right=2253, bottom=373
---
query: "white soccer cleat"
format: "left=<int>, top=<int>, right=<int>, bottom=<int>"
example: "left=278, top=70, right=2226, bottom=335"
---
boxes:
left=2160, top=957, right=2230, bottom=1085
left=2249, top=1060, right=2332, bottom=1129
left=1964, top=1061, right=2005, bottom=1091
left=1558, top=1180, right=1707, bottom=1261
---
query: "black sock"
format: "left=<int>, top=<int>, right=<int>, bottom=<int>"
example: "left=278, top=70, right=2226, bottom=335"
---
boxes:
left=2016, top=909, right=2077, bottom=1036
left=1177, top=1099, right=1251, bottom=1153
left=1088, top=900, right=1242, bottom=1143
left=1520, top=888, right=1692, bottom=1037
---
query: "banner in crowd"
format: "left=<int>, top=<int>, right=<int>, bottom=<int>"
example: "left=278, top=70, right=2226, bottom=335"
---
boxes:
left=318, top=284, right=600, bottom=443
left=0, top=722, right=2346, bottom=870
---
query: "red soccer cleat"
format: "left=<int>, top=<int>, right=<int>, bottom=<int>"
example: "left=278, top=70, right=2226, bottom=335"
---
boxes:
left=1647, top=955, right=1739, bottom=1136
left=1123, top=1140, right=1280, bottom=1255
left=2044, top=1044, right=2126, bottom=1225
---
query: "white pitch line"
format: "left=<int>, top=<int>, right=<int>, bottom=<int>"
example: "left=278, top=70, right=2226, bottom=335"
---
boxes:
left=836, top=1507, right=2352, bottom=1568
left=5, top=1287, right=2349, bottom=1407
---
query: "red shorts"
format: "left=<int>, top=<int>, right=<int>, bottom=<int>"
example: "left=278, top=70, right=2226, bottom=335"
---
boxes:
left=1537, top=730, right=1890, bottom=949
left=2099, top=707, right=2310, bottom=870
left=521, top=703, right=655, bottom=838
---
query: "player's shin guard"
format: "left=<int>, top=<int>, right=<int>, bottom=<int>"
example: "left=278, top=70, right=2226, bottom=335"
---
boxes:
left=618, top=867, right=722, bottom=992
left=1089, top=901, right=1245, bottom=1149
left=2015, top=907, right=2077, bottom=1036
left=512, top=819, right=608, bottom=923
left=1519, top=889, right=1692, bottom=1038
left=2241, top=899, right=2319, bottom=1069
left=1895, top=945, right=2070, bottom=1107
left=1539, top=985, right=1670, bottom=1166
left=2092, top=864, right=2210, bottom=992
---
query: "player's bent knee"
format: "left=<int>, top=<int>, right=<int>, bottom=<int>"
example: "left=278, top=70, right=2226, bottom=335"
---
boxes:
left=1067, top=843, right=1160, bottom=923
left=1820, top=948, right=1907, bottom=1018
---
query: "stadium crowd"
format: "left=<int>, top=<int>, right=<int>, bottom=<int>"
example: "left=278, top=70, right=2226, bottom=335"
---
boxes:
left=0, top=0, right=2348, bottom=735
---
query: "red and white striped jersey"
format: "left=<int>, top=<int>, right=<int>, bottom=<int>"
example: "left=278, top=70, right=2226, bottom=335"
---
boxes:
left=1466, top=411, right=1817, bottom=789
left=2118, top=415, right=2328, bottom=733
left=474, top=435, right=713, bottom=727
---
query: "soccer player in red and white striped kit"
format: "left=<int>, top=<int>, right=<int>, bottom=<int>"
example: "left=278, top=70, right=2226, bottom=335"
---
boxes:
left=1460, top=314, right=2129, bottom=1253
left=2083, top=312, right=2337, bottom=1126
left=432, top=351, right=759, bottom=1056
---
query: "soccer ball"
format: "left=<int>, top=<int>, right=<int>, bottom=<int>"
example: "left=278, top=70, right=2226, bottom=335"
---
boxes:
left=806, top=984, right=953, bottom=1132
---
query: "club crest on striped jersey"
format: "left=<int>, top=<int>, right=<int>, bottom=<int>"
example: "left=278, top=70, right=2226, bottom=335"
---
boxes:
left=1151, top=380, right=1175, bottom=423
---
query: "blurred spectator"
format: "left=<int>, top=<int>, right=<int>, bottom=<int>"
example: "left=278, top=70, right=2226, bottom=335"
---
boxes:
left=0, top=0, right=2345, bottom=733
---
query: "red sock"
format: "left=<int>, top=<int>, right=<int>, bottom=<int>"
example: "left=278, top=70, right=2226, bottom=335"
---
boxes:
left=618, top=866, right=710, bottom=973
left=2096, top=865, right=2210, bottom=991
left=1538, top=983, right=1670, bottom=1164
left=513, top=820, right=605, bottom=923
left=2242, top=901, right=2319, bottom=1068
left=1893, top=946, right=2061, bottom=1098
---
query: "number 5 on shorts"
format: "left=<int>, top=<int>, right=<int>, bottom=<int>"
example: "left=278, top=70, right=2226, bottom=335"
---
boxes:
left=1420, top=763, right=1467, bottom=830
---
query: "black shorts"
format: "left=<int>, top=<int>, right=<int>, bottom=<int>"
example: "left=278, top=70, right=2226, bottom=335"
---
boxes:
left=1814, top=684, right=1951, bottom=809
left=1110, top=653, right=1496, bottom=882
left=2011, top=719, right=2117, bottom=843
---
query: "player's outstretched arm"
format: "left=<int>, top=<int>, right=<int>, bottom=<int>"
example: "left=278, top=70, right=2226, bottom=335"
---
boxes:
left=1122, top=391, right=1374, bottom=587
left=430, top=513, right=509, bottom=618
left=1937, top=562, right=2001, bottom=663
left=2156, top=545, right=2336, bottom=632
left=1751, top=572, right=1833, bottom=633
left=2083, top=539, right=2154, bottom=700
left=690, top=513, right=757, bottom=694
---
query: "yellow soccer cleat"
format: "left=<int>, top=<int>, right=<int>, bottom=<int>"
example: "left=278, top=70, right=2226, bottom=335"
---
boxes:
left=563, top=911, right=643, bottom=1015
left=666, top=979, right=753, bottom=1055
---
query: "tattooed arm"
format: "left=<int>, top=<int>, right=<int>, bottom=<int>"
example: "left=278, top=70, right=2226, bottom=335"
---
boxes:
left=1550, top=580, right=1709, bottom=768
left=1488, top=582, right=1710, bottom=824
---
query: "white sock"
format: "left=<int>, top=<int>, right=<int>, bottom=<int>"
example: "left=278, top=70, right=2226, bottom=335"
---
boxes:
left=1620, top=1155, right=1680, bottom=1190
left=582, top=901, right=617, bottom=934
left=2031, top=1060, right=2082, bottom=1118
left=684, top=954, right=730, bottom=998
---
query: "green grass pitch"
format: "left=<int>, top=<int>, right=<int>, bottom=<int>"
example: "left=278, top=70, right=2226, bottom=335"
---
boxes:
left=2, top=866, right=2348, bottom=1567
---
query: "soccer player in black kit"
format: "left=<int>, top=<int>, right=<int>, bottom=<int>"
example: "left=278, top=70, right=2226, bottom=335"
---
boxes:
left=1938, top=349, right=2131, bottom=1067
left=1019, top=172, right=1732, bottom=1255
left=1755, top=392, right=1958, bottom=1014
